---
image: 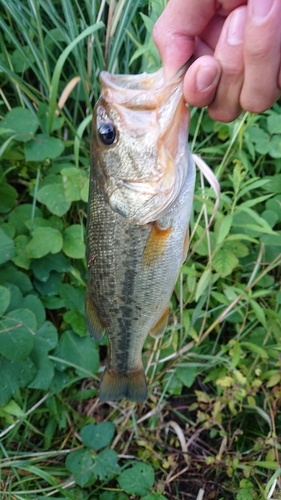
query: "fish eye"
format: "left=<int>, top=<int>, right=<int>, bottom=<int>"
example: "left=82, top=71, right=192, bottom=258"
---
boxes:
left=98, top=123, right=116, bottom=145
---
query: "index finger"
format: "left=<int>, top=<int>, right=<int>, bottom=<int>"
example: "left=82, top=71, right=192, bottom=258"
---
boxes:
left=153, top=0, right=247, bottom=78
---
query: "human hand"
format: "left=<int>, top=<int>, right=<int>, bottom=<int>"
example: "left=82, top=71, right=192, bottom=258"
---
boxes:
left=153, top=0, right=281, bottom=122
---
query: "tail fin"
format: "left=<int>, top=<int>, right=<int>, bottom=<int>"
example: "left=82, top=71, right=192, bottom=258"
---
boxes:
left=99, top=367, right=148, bottom=403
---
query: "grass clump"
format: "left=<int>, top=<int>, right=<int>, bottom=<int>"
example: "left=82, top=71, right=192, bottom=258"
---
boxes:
left=0, top=0, right=281, bottom=499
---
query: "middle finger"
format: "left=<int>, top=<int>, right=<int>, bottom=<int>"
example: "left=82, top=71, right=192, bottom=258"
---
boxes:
left=209, top=6, right=247, bottom=122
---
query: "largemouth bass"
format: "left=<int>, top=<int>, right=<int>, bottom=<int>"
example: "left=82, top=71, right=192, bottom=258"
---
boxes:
left=86, top=65, right=196, bottom=403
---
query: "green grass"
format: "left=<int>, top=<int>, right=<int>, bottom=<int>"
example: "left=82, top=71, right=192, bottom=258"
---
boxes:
left=0, top=0, right=281, bottom=499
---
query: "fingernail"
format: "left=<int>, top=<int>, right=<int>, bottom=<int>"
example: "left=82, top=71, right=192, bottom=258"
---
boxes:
left=227, top=7, right=246, bottom=45
left=251, top=0, right=274, bottom=24
left=196, top=64, right=218, bottom=91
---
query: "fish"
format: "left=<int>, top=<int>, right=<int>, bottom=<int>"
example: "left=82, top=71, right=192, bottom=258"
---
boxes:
left=85, top=65, right=196, bottom=403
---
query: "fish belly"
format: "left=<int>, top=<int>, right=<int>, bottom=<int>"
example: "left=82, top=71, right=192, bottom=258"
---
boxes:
left=86, top=150, right=195, bottom=402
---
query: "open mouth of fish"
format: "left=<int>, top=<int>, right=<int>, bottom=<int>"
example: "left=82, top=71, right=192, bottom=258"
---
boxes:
left=95, top=64, right=191, bottom=224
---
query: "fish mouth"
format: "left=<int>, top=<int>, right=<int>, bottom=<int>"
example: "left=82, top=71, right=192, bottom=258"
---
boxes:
left=99, top=63, right=190, bottom=110
left=98, top=63, right=192, bottom=224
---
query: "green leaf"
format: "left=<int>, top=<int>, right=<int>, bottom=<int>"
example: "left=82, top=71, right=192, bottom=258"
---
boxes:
left=195, top=268, right=211, bottom=301
left=1, top=399, right=25, bottom=418
left=266, top=195, right=281, bottom=221
left=34, top=271, right=62, bottom=297
left=269, top=136, right=281, bottom=158
left=249, top=460, right=278, bottom=470
left=224, top=240, right=249, bottom=258
left=81, top=422, right=115, bottom=450
left=49, top=369, right=69, bottom=393
left=0, top=222, right=15, bottom=240
left=260, top=231, right=281, bottom=246
left=166, top=372, right=183, bottom=395
left=24, top=134, right=64, bottom=161
left=216, top=214, right=233, bottom=245
left=264, top=174, right=281, bottom=194
left=261, top=209, right=278, bottom=228
left=63, top=225, right=85, bottom=259
left=212, top=249, right=239, bottom=277
left=0, top=183, right=17, bottom=213
left=0, top=286, right=10, bottom=316
left=266, top=373, right=281, bottom=388
left=142, top=495, right=168, bottom=500
left=61, top=167, right=88, bottom=202
left=21, top=294, right=45, bottom=327
left=65, top=449, right=94, bottom=487
left=0, top=357, right=36, bottom=407
left=246, top=127, right=269, bottom=154
left=81, top=179, right=89, bottom=202
left=99, top=492, right=128, bottom=500
left=250, top=300, right=268, bottom=330
left=37, top=181, right=71, bottom=216
left=0, top=309, right=36, bottom=361
left=0, top=264, right=32, bottom=293
left=37, top=103, right=64, bottom=134
left=10, top=46, right=35, bottom=73
left=0, top=228, right=15, bottom=265
left=12, top=235, right=31, bottom=269
left=63, top=310, right=87, bottom=337
left=0, top=107, right=38, bottom=141
left=29, top=322, right=58, bottom=390
left=176, top=366, right=197, bottom=388
left=267, top=112, right=281, bottom=134
left=41, top=296, right=65, bottom=310
left=53, top=331, right=99, bottom=377
left=241, top=342, right=269, bottom=359
left=58, top=283, right=85, bottom=311
left=29, top=354, right=54, bottom=390
left=118, top=463, right=155, bottom=496
left=233, top=207, right=276, bottom=235
left=31, top=252, right=70, bottom=282
left=93, top=449, right=120, bottom=481
left=8, top=204, right=42, bottom=236
left=26, top=227, right=63, bottom=258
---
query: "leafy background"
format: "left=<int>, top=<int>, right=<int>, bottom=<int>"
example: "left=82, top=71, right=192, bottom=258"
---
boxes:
left=0, top=0, right=281, bottom=499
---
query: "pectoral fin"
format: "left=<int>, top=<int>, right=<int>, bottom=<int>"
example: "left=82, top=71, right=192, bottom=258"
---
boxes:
left=142, top=221, right=172, bottom=268
left=150, top=304, right=169, bottom=339
left=85, top=289, right=105, bottom=341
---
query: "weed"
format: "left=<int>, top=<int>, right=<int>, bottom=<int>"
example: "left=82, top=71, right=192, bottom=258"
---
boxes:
left=0, top=0, right=281, bottom=499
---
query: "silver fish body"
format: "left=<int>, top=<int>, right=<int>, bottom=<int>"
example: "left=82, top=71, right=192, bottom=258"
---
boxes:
left=86, top=66, right=195, bottom=402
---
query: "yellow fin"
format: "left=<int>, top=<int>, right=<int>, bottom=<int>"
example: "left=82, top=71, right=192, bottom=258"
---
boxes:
left=99, top=367, right=147, bottom=403
left=182, top=227, right=190, bottom=262
left=85, top=289, right=105, bottom=341
left=142, top=221, right=172, bottom=268
left=150, top=305, right=169, bottom=339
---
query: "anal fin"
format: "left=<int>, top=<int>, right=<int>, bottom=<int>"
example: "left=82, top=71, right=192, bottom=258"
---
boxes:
left=99, top=367, right=148, bottom=403
left=85, top=288, right=105, bottom=341
left=150, top=304, right=169, bottom=339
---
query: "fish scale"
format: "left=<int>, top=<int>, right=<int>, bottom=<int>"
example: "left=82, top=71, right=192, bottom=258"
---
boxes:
left=86, top=65, right=195, bottom=402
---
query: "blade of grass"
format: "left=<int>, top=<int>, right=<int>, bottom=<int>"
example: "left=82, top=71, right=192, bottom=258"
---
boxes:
left=48, top=22, right=104, bottom=133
